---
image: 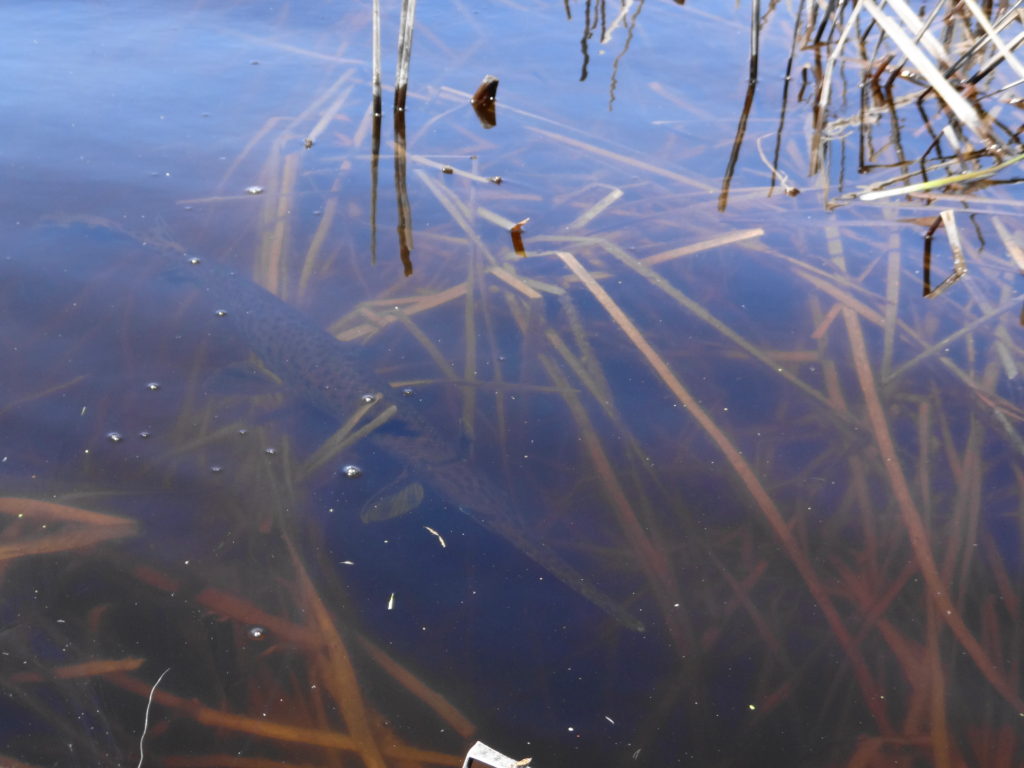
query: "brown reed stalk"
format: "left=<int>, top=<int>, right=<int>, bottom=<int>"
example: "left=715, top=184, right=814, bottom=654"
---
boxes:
left=556, top=249, right=894, bottom=731
left=283, top=535, right=388, bottom=768
left=841, top=304, right=1024, bottom=713
left=393, top=0, right=417, bottom=113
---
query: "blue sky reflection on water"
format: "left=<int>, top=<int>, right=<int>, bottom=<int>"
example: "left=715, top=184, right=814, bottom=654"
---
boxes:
left=1, top=1, right=1024, bottom=767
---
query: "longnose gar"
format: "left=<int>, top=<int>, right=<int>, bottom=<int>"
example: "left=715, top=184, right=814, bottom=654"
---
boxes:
left=180, top=258, right=643, bottom=631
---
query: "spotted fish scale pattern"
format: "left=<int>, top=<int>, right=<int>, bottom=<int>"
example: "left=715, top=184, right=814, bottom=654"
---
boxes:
left=182, top=258, right=643, bottom=631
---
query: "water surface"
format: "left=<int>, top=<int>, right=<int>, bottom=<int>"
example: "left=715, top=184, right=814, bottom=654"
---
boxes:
left=2, top=2, right=1023, bottom=767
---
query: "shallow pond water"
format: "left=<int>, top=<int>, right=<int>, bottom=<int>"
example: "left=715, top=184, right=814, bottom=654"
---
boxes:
left=2, top=2, right=1023, bottom=767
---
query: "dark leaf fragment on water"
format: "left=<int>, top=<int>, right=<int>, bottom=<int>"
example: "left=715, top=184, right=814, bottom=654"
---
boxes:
left=510, top=218, right=529, bottom=257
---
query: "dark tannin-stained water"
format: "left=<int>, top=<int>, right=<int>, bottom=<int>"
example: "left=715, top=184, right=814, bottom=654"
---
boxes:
left=2, top=2, right=1023, bottom=767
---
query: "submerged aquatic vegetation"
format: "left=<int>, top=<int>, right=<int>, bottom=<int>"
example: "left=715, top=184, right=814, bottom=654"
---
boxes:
left=3, top=1, right=1024, bottom=767
left=760, top=0, right=1024, bottom=208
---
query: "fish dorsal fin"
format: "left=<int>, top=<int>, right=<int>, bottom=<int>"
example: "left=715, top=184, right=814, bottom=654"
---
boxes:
left=360, top=479, right=425, bottom=523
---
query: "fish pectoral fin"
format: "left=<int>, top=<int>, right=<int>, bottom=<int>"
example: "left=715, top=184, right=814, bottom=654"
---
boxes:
left=205, top=360, right=283, bottom=396
left=360, top=479, right=426, bottom=523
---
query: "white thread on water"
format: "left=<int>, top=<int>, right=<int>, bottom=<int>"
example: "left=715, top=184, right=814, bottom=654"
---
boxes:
left=136, top=667, right=170, bottom=768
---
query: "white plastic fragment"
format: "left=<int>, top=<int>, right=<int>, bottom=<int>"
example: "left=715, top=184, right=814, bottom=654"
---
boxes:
left=461, top=741, right=531, bottom=768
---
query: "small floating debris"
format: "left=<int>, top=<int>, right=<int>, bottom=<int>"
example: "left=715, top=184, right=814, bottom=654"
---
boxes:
left=488, top=176, right=502, bottom=185
left=470, top=75, right=499, bottom=129
left=244, top=185, right=264, bottom=195
left=387, top=592, right=395, bottom=610
left=510, top=217, right=529, bottom=258
left=264, top=447, right=277, bottom=456
left=461, top=741, right=530, bottom=768
left=214, top=309, right=228, bottom=317
left=441, top=165, right=454, bottom=174
left=145, top=382, right=160, bottom=391
left=424, top=526, right=446, bottom=548
left=303, top=138, right=314, bottom=149
left=341, top=465, right=363, bottom=478
left=106, top=432, right=123, bottom=443
left=248, top=626, right=265, bottom=640
left=471, top=74, right=499, bottom=107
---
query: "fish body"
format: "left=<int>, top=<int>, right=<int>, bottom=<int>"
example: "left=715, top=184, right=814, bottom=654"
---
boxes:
left=182, top=258, right=643, bottom=631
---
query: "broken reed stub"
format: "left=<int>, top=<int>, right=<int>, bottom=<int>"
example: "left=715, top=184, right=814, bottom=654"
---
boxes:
left=471, top=75, right=499, bottom=129
left=471, top=75, right=499, bottom=106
